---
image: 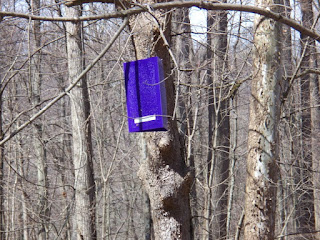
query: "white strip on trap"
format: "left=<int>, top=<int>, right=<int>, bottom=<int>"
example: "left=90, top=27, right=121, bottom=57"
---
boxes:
left=134, top=115, right=156, bottom=124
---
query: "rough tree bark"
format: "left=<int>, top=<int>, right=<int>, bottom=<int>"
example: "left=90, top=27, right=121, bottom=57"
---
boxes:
left=128, top=3, right=192, bottom=240
left=0, top=69, right=4, bottom=240
left=65, top=6, right=97, bottom=240
left=204, top=2, right=230, bottom=239
left=30, top=1, right=49, bottom=239
left=0, top=0, right=3, bottom=227
left=243, top=0, right=282, bottom=239
left=0, top=4, right=3, bottom=229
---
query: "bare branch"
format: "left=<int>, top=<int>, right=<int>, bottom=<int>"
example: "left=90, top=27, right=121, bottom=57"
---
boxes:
left=65, top=0, right=114, bottom=6
left=0, top=1, right=320, bottom=42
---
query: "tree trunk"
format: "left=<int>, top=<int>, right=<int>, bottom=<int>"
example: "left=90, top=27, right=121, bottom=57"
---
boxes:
left=30, top=1, right=49, bottom=239
left=128, top=5, right=192, bottom=240
left=297, top=0, right=316, bottom=235
left=0, top=0, right=3, bottom=228
left=205, top=3, right=230, bottom=239
left=140, top=137, right=152, bottom=240
left=0, top=87, right=4, bottom=240
left=244, top=0, right=282, bottom=239
left=172, top=7, right=193, bottom=136
left=279, top=0, right=296, bottom=237
left=65, top=6, right=97, bottom=240
left=18, top=150, right=29, bottom=240
left=172, top=7, right=196, bottom=238
left=303, top=1, right=320, bottom=238
left=226, top=95, right=237, bottom=239
left=311, top=56, right=320, bottom=240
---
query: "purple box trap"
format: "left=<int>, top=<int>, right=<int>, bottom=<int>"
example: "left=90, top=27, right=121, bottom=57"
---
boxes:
left=124, top=57, right=168, bottom=132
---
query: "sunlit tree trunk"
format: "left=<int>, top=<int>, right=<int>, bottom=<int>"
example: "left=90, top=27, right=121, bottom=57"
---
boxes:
left=140, top=137, right=152, bottom=240
left=128, top=3, right=192, bottom=239
left=226, top=95, right=237, bottom=239
left=244, top=0, right=282, bottom=239
left=66, top=6, right=97, bottom=240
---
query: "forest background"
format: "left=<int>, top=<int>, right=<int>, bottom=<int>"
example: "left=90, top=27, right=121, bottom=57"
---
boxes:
left=0, top=0, right=320, bottom=239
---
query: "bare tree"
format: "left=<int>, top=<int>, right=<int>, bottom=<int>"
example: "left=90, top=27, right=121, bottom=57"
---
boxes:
left=29, top=1, right=50, bottom=238
left=65, top=5, right=97, bottom=240
left=172, top=7, right=197, bottom=238
left=128, top=3, right=192, bottom=239
left=244, top=0, right=282, bottom=239
left=311, top=54, right=320, bottom=240
left=299, top=1, right=320, bottom=238
left=290, top=1, right=320, bottom=238
left=203, top=2, right=230, bottom=239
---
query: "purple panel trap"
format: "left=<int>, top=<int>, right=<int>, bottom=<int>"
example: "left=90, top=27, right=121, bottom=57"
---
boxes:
left=124, top=57, right=168, bottom=132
